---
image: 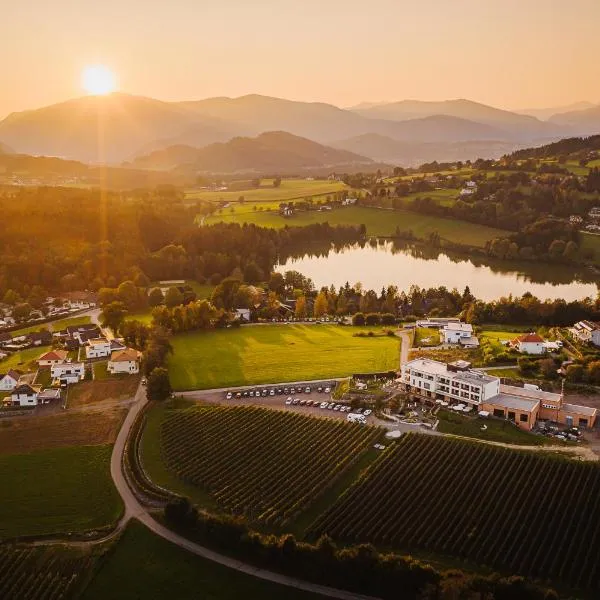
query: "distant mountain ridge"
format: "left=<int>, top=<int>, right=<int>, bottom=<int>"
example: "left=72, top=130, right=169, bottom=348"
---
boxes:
left=131, top=131, right=374, bottom=173
left=548, top=104, right=600, bottom=134
left=0, top=92, right=595, bottom=166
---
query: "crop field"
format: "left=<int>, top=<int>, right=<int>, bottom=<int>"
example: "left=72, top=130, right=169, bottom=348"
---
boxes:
left=187, top=178, right=348, bottom=203
left=205, top=206, right=506, bottom=247
left=308, top=434, right=600, bottom=591
left=0, top=409, right=126, bottom=455
left=0, top=545, right=93, bottom=600
left=0, top=444, right=122, bottom=538
left=82, top=521, right=322, bottom=600
left=160, top=405, right=381, bottom=525
left=168, top=324, right=400, bottom=390
left=68, top=375, right=140, bottom=407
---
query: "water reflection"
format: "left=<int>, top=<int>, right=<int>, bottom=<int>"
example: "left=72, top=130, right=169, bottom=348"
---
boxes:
left=277, top=240, right=599, bottom=301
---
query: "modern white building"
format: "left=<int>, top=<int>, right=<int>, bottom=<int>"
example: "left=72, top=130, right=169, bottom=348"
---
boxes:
left=570, top=321, right=600, bottom=347
left=11, top=383, right=41, bottom=406
left=85, top=338, right=112, bottom=359
left=51, top=362, right=85, bottom=384
left=400, top=358, right=499, bottom=407
left=442, top=322, right=474, bottom=344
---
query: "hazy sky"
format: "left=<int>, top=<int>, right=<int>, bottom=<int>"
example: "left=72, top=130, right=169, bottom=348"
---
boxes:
left=3, top=0, right=600, bottom=118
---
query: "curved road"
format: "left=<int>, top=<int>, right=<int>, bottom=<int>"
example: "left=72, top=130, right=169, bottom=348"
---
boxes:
left=110, top=385, right=381, bottom=600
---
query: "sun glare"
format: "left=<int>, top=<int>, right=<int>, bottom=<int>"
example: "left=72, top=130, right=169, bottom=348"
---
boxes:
left=82, top=65, right=117, bottom=95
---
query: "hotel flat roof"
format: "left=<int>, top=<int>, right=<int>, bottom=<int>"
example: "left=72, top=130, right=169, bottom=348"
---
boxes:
left=500, top=384, right=561, bottom=403
left=486, top=393, right=540, bottom=412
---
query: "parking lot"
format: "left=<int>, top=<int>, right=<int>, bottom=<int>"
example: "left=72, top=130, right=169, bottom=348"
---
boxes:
left=181, top=381, right=373, bottom=423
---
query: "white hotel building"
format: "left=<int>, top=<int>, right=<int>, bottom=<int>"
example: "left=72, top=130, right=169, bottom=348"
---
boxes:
left=400, top=358, right=499, bottom=407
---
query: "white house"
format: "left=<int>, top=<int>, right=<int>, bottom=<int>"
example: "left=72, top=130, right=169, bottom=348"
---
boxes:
left=85, top=338, right=112, bottom=359
left=107, top=348, right=140, bottom=375
left=442, top=322, right=474, bottom=344
left=0, top=370, right=20, bottom=391
left=570, top=321, right=600, bottom=347
left=11, top=383, right=41, bottom=406
left=51, top=362, right=85, bottom=384
left=510, top=333, right=546, bottom=355
left=38, top=349, right=69, bottom=367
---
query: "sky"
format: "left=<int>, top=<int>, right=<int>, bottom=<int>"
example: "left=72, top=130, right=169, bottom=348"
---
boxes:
left=2, top=0, right=600, bottom=118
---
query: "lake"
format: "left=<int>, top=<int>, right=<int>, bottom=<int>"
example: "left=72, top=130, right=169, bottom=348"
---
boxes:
left=276, top=241, right=599, bottom=301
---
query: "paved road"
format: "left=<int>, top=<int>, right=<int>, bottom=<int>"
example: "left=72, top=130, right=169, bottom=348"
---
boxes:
left=109, top=384, right=381, bottom=600
left=395, top=328, right=412, bottom=367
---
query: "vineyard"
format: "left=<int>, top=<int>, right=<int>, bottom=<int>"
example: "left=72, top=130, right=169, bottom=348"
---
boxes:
left=308, top=434, right=600, bottom=592
left=0, top=545, right=92, bottom=600
left=160, top=405, right=381, bottom=525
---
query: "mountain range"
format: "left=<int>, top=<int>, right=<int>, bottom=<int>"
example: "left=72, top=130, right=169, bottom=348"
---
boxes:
left=1, top=93, right=600, bottom=168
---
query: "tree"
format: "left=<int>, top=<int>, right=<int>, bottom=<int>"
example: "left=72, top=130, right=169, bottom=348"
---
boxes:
left=352, top=312, right=366, bottom=326
left=295, top=295, right=307, bottom=319
left=148, top=287, right=164, bottom=307
left=313, top=291, right=328, bottom=318
left=100, top=301, right=128, bottom=333
left=273, top=177, right=281, bottom=188
left=587, top=361, right=600, bottom=385
left=146, top=367, right=172, bottom=402
left=164, top=286, right=184, bottom=308
left=12, top=303, right=32, bottom=322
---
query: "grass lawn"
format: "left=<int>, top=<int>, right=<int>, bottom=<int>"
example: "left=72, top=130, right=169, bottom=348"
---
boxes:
left=186, top=178, right=348, bottom=203
left=33, top=366, right=53, bottom=387
left=8, top=315, right=92, bottom=338
left=414, top=327, right=441, bottom=347
left=581, top=232, right=600, bottom=263
left=437, top=409, right=550, bottom=446
left=93, top=362, right=110, bottom=380
left=0, top=444, right=122, bottom=538
left=479, top=329, right=520, bottom=342
left=82, top=520, right=324, bottom=600
left=484, top=367, right=519, bottom=378
left=0, top=347, right=42, bottom=372
left=168, top=324, right=401, bottom=390
left=206, top=206, right=506, bottom=248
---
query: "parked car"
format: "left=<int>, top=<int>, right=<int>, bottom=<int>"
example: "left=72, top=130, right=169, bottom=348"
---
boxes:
left=324, top=387, right=331, bottom=393
left=327, top=402, right=335, bottom=410
left=277, top=388, right=283, bottom=394
left=355, top=407, right=363, bottom=414
left=141, top=377, right=147, bottom=386
left=299, top=399, right=306, bottom=406
left=285, top=397, right=293, bottom=405
left=304, top=387, right=311, bottom=393
left=363, top=409, right=372, bottom=417
left=226, top=392, right=232, bottom=400
left=243, top=391, right=249, bottom=397
left=249, top=391, right=254, bottom=397
left=290, top=387, right=296, bottom=394
left=284, top=387, right=289, bottom=394
left=262, top=389, right=268, bottom=396
left=317, top=387, right=323, bottom=393
left=236, top=392, right=241, bottom=398
left=320, top=401, right=328, bottom=409
left=269, top=389, right=275, bottom=396
left=333, top=405, right=340, bottom=411
left=292, top=398, right=300, bottom=405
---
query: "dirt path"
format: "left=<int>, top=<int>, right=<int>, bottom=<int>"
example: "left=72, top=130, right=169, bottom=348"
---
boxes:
left=395, top=329, right=411, bottom=367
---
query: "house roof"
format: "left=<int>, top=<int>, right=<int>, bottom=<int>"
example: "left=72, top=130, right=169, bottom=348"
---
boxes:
left=110, top=348, right=140, bottom=363
left=486, top=393, right=539, bottom=412
left=513, top=333, right=544, bottom=344
left=562, top=403, right=597, bottom=417
left=38, top=349, right=68, bottom=362
left=0, top=369, right=20, bottom=382
left=88, top=337, right=109, bottom=346
left=12, top=383, right=41, bottom=395
left=501, top=384, right=561, bottom=403
left=38, top=388, right=61, bottom=400
left=67, top=324, right=101, bottom=335
left=444, top=322, right=473, bottom=333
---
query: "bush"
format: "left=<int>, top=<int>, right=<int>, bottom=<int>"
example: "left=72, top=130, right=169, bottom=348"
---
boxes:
left=365, top=313, right=381, bottom=326
left=352, top=312, right=366, bottom=326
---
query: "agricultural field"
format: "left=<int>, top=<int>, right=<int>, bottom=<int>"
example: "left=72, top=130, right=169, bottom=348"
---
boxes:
left=0, top=444, right=122, bottom=538
left=159, top=405, right=382, bottom=525
left=308, top=434, right=600, bottom=592
left=67, top=374, right=140, bottom=407
left=82, top=520, right=322, bottom=600
left=0, top=409, right=126, bottom=455
left=168, top=324, right=400, bottom=390
left=187, top=178, right=348, bottom=204
left=206, top=205, right=506, bottom=248
left=0, top=545, right=93, bottom=600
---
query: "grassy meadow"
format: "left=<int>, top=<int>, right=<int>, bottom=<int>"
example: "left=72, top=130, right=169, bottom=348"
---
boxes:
left=0, top=346, right=42, bottom=371
left=187, top=178, right=348, bottom=204
left=168, top=324, right=401, bottom=390
left=0, top=444, right=122, bottom=538
left=82, top=521, right=323, bottom=600
left=206, top=205, right=506, bottom=247
left=7, top=315, right=92, bottom=339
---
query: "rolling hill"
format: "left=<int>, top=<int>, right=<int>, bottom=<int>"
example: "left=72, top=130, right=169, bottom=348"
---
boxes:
left=516, top=101, right=595, bottom=121
left=549, top=104, right=600, bottom=134
left=131, top=131, right=374, bottom=173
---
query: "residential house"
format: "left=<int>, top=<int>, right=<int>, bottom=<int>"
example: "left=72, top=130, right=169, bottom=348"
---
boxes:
left=570, top=321, right=600, bottom=347
left=11, top=383, right=41, bottom=406
left=416, top=317, right=461, bottom=328
left=0, top=332, right=12, bottom=346
left=0, top=370, right=21, bottom=391
left=107, top=348, right=140, bottom=374
left=85, top=338, right=112, bottom=359
left=28, top=330, right=53, bottom=347
left=67, top=324, right=102, bottom=345
left=38, top=388, right=61, bottom=404
left=38, top=349, right=69, bottom=367
left=510, top=333, right=546, bottom=355
left=51, top=362, right=85, bottom=384
left=442, top=322, right=475, bottom=344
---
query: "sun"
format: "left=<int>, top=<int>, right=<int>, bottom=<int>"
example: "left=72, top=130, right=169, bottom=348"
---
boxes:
left=81, top=65, right=117, bottom=95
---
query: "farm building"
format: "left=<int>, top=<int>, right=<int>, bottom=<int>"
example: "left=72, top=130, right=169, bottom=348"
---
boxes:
left=107, top=348, right=140, bottom=374
left=400, top=358, right=597, bottom=430
left=509, top=333, right=546, bottom=354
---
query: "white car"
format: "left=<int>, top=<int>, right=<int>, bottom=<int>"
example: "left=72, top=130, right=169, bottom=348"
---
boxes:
left=285, top=397, right=293, bottom=405
left=363, top=409, right=372, bottom=417
left=324, top=387, right=331, bottom=394
left=269, top=389, right=275, bottom=396
left=226, top=392, right=232, bottom=400
left=320, top=401, right=329, bottom=409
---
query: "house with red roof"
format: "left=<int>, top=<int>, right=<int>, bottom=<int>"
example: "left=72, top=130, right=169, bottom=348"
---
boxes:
left=510, top=333, right=546, bottom=355
left=37, top=349, right=69, bottom=367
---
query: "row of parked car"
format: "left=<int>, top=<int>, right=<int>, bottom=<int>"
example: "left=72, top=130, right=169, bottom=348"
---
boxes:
left=225, top=385, right=333, bottom=400
left=284, top=397, right=373, bottom=416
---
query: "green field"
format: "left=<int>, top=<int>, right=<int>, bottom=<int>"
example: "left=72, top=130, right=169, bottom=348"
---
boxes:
left=206, top=206, right=506, bottom=248
left=82, top=521, right=322, bottom=600
left=0, top=346, right=42, bottom=371
left=581, top=232, right=600, bottom=261
left=8, top=314, right=92, bottom=338
left=168, top=324, right=400, bottom=390
left=187, top=178, right=348, bottom=204
left=0, top=444, right=122, bottom=538
left=414, top=327, right=441, bottom=346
